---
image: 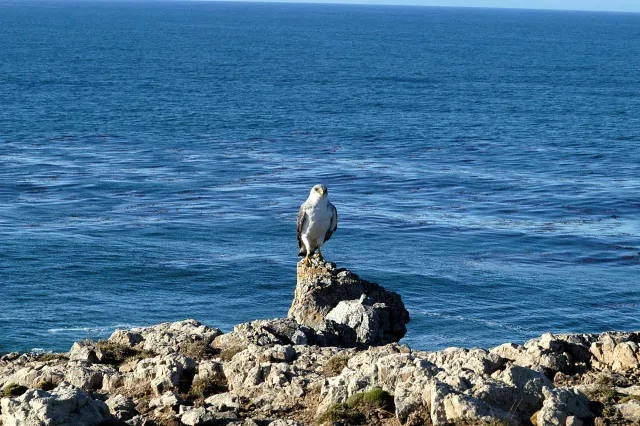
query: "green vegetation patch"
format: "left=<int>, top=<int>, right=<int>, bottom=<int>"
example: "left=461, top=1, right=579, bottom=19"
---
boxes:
left=316, top=402, right=366, bottom=425
left=347, top=388, right=394, bottom=411
left=37, top=353, right=69, bottom=363
left=3, top=383, right=28, bottom=397
left=35, top=380, right=58, bottom=391
left=323, top=354, right=349, bottom=377
left=316, top=388, right=394, bottom=425
left=586, top=375, right=619, bottom=405
left=620, top=394, right=640, bottom=404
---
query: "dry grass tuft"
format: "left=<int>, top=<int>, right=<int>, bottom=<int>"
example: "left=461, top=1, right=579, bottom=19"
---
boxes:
left=219, top=345, right=246, bottom=361
left=323, top=354, right=350, bottom=377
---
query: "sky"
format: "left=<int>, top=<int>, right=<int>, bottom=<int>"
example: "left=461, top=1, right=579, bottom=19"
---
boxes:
left=206, top=0, right=640, bottom=13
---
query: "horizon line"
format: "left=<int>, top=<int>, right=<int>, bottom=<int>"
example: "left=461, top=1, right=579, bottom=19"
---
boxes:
left=5, top=0, right=640, bottom=14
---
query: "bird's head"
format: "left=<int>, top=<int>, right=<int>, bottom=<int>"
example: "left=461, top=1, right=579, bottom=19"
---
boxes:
left=310, top=184, right=328, bottom=200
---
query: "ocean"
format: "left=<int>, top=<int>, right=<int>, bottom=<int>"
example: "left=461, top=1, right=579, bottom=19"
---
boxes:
left=1, top=1, right=639, bottom=353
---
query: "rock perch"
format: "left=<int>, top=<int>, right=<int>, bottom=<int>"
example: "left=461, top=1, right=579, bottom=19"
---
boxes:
left=289, top=261, right=410, bottom=347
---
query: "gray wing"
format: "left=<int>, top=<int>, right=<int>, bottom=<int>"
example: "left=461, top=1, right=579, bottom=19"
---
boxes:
left=297, top=204, right=308, bottom=250
left=324, top=202, right=338, bottom=243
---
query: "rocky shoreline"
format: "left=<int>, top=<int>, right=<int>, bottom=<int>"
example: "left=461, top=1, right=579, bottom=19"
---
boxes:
left=1, top=262, right=639, bottom=426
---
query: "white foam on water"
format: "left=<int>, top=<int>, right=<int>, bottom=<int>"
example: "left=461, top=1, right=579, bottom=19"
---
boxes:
left=421, top=311, right=540, bottom=334
left=47, top=324, right=138, bottom=334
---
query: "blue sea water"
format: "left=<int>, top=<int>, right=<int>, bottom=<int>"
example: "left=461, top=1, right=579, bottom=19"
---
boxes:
left=1, top=1, right=639, bottom=354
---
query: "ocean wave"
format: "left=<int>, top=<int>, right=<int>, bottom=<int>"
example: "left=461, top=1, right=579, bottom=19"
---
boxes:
left=420, top=311, right=539, bottom=334
left=47, top=324, right=138, bottom=334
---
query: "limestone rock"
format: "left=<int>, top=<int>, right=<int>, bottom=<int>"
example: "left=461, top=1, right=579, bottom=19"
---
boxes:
left=149, top=390, right=181, bottom=413
left=213, top=317, right=358, bottom=349
left=0, top=386, right=110, bottom=425
left=105, top=394, right=137, bottom=421
left=289, top=262, right=409, bottom=346
left=180, top=406, right=214, bottom=425
left=325, top=294, right=393, bottom=347
left=0, top=360, right=115, bottom=392
left=123, top=354, right=196, bottom=396
left=69, top=340, right=100, bottom=363
left=616, top=400, right=640, bottom=422
left=194, top=359, right=226, bottom=383
left=204, top=392, right=240, bottom=412
left=491, top=332, right=596, bottom=376
left=109, top=319, right=222, bottom=355
left=590, top=332, right=640, bottom=372
left=180, top=406, right=238, bottom=425
left=495, top=365, right=554, bottom=413
left=422, top=347, right=504, bottom=376
left=214, top=318, right=311, bottom=349
left=537, top=387, right=593, bottom=426
left=565, top=416, right=583, bottom=426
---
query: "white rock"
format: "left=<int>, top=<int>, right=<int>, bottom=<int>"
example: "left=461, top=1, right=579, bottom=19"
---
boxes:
left=149, top=390, right=181, bottom=410
left=616, top=400, right=640, bottom=422
left=180, top=406, right=214, bottom=425
left=537, top=388, right=593, bottom=426
left=110, top=319, right=221, bottom=355
left=0, top=386, right=109, bottom=426
left=205, top=392, right=240, bottom=411
left=105, top=394, right=137, bottom=421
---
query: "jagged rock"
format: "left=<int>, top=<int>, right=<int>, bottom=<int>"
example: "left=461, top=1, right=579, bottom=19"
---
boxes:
left=179, top=406, right=239, bottom=425
left=536, top=387, right=593, bottom=426
left=205, top=392, right=240, bottom=411
left=565, top=416, right=583, bottom=426
left=105, top=394, right=137, bottom=421
left=325, top=294, right=392, bottom=347
left=149, top=390, right=181, bottom=414
left=214, top=318, right=311, bottom=348
left=289, top=262, right=409, bottom=346
left=422, top=347, right=504, bottom=376
left=1, top=352, right=20, bottom=362
left=494, top=365, right=554, bottom=413
left=319, top=345, right=437, bottom=416
left=109, top=319, right=222, bottom=355
left=109, top=330, right=144, bottom=347
left=123, top=354, right=196, bottom=396
left=126, top=415, right=153, bottom=426
left=224, top=344, right=337, bottom=414
left=69, top=340, right=100, bottom=363
left=194, top=359, right=226, bottom=383
left=180, top=406, right=214, bottom=425
left=590, top=333, right=640, bottom=372
left=490, top=333, right=597, bottom=376
left=616, top=400, right=640, bottom=422
left=213, top=317, right=358, bottom=349
left=0, top=385, right=110, bottom=425
left=0, top=363, right=67, bottom=390
left=268, top=421, right=303, bottom=426
left=0, top=360, right=116, bottom=392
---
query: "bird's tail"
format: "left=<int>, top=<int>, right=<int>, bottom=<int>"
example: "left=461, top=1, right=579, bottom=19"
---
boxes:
left=298, top=247, right=307, bottom=257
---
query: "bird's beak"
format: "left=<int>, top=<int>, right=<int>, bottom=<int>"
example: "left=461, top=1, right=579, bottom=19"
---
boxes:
left=320, top=188, right=325, bottom=195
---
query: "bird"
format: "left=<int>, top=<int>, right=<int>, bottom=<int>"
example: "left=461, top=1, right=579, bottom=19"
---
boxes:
left=297, top=184, right=338, bottom=266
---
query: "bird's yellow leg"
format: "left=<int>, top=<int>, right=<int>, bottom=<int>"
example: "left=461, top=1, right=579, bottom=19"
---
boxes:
left=302, top=254, right=312, bottom=266
left=314, top=248, right=325, bottom=262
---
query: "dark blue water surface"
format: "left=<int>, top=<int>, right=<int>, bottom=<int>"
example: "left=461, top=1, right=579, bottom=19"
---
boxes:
left=1, top=1, right=639, bottom=353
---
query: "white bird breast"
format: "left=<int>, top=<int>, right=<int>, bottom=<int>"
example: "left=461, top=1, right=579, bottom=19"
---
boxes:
left=302, top=202, right=333, bottom=248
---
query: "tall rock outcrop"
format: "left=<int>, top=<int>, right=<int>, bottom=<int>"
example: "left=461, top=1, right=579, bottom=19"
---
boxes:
left=288, top=261, right=410, bottom=347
